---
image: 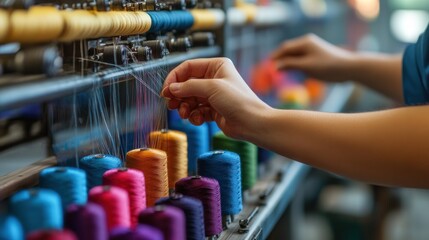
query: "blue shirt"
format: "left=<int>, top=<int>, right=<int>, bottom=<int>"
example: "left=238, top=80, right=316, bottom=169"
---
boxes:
left=403, top=25, right=429, bottom=105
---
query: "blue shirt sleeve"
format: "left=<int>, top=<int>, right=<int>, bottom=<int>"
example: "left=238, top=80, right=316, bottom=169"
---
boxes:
left=402, top=25, right=429, bottom=105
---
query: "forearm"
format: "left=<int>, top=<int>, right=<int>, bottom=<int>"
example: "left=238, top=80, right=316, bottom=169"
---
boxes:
left=246, top=106, right=429, bottom=188
left=346, top=53, right=403, bottom=102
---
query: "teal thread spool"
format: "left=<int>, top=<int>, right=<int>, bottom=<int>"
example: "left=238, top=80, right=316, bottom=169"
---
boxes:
left=212, top=132, right=257, bottom=191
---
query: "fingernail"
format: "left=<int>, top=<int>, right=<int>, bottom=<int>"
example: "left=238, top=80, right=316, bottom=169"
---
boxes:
left=169, top=83, right=180, bottom=92
left=160, top=87, right=167, bottom=97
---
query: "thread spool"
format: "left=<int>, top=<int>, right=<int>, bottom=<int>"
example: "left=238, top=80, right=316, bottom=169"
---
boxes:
left=0, top=214, right=23, bottom=240
left=190, top=9, right=225, bottom=30
left=59, top=10, right=101, bottom=42
left=138, top=205, right=185, bottom=240
left=148, top=130, right=188, bottom=189
left=103, top=11, right=152, bottom=37
left=65, top=203, right=108, bottom=240
left=79, top=154, right=122, bottom=189
left=26, top=230, right=77, bottom=240
left=39, top=167, right=87, bottom=209
left=5, top=6, right=64, bottom=44
left=142, top=40, right=169, bottom=59
left=198, top=151, right=242, bottom=216
left=89, top=185, right=131, bottom=230
left=109, top=225, right=163, bottom=240
left=169, top=116, right=209, bottom=175
left=10, top=45, right=62, bottom=76
left=0, top=10, right=9, bottom=43
left=102, top=45, right=128, bottom=65
left=213, top=132, right=258, bottom=191
left=126, top=148, right=168, bottom=206
left=103, top=168, right=146, bottom=227
left=190, top=32, right=215, bottom=48
left=147, top=11, right=194, bottom=33
left=156, top=194, right=205, bottom=240
left=175, top=176, right=222, bottom=237
left=167, top=37, right=192, bottom=52
left=10, top=189, right=62, bottom=234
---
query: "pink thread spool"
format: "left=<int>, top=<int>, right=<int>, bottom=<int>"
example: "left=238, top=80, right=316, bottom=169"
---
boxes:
left=103, top=168, right=146, bottom=227
left=89, top=185, right=131, bottom=231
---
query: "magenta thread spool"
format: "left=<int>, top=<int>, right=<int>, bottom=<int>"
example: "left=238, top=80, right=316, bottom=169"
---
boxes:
left=109, top=225, right=163, bottom=240
left=64, top=203, right=108, bottom=240
left=89, top=185, right=131, bottom=231
left=26, top=229, right=77, bottom=240
left=103, top=168, right=146, bottom=227
left=175, top=176, right=222, bottom=237
left=156, top=194, right=205, bottom=240
left=138, top=205, right=185, bottom=240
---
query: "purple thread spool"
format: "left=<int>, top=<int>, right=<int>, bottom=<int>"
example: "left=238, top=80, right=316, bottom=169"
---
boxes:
left=138, top=205, right=185, bottom=240
left=64, top=203, right=108, bottom=240
left=156, top=194, right=205, bottom=240
left=175, top=176, right=222, bottom=237
left=109, top=225, right=164, bottom=240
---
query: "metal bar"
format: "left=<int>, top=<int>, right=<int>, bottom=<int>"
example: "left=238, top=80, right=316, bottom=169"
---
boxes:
left=0, top=46, right=221, bottom=111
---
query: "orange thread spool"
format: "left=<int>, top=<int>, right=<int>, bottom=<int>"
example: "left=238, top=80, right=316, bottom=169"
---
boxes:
left=148, top=130, right=188, bottom=189
left=126, top=148, right=168, bottom=206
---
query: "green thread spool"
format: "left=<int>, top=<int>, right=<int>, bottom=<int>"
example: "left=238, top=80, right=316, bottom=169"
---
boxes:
left=212, top=132, right=257, bottom=191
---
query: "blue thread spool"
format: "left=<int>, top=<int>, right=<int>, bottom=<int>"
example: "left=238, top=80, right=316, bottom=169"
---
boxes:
left=10, top=189, right=62, bottom=234
left=198, top=151, right=242, bottom=217
left=169, top=119, right=209, bottom=175
left=39, top=167, right=87, bottom=209
left=0, top=214, right=23, bottom=240
left=79, top=154, right=122, bottom=189
left=147, top=11, right=194, bottom=33
left=156, top=194, right=205, bottom=240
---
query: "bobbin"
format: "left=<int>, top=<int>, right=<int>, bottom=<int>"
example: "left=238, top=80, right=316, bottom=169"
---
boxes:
left=191, top=32, right=215, bottom=47
left=102, top=45, right=128, bottom=65
left=167, top=37, right=192, bottom=52
left=141, top=40, right=169, bottom=59
left=1, top=45, right=62, bottom=76
left=0, top=0, right=34, bottom=9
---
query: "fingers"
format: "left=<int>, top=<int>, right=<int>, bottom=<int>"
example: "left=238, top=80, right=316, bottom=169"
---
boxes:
left=163, top=78, right=222, bottom=101
left=275, top=57, right=309, bottom=71
left=271, top=36, right=309, bottom=60
left=163, top=58, right=227, bottom=86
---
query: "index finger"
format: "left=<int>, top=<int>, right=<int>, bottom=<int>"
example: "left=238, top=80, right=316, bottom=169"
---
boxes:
left=271, top=37, right=308, bottom=60
left=162, top=58, right=223, bottom=98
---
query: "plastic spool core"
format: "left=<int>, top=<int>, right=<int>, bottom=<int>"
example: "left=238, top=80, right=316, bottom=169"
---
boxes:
left=55, top=167, right=67, bottom=173
left=28, top=189, right=39, bottom=197
left=212, top=150, right=224, bottom=155
left=154, top=205, right=166, bottom=212
left=139, top=148, right=148, bottom=151
left=102, top=186, right=111, bottom=191
left=95, top=154, right=105, bottom=159
left=118, top=168, right=128, bottom=172
left=161, top=129, right=168, bottom=133
left=191, top=175, right=201, bottom=179
left=170, top=193, right=183, bottom=200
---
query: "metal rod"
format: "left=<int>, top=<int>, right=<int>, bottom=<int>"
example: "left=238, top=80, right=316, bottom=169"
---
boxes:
left=0, top=46, right=221, bottom=111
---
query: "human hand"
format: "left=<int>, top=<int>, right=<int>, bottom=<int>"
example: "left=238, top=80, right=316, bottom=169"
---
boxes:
left=161, top=58, right=271, bottom=140
left=271, top=34, right=355, bottom=82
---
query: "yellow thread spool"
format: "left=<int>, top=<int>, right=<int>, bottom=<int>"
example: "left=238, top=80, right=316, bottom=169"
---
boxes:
left=0, top=9, right=9, bottom=43
left=148, top=130, right=188, bottom=189
left=126, top=148, right=168, bottom=207
left=6, top=6, right=64, bottom=44
left=59, top=10, right=100, bottom=42
left=191, top=9, right=225, bottom=30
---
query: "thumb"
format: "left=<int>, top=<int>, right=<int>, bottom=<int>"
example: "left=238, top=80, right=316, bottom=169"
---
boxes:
left=169, top=79, right=220, bottom=99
